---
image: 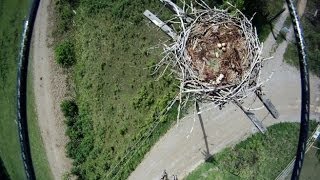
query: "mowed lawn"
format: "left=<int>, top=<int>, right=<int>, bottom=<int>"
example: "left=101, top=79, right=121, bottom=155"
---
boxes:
left=0, top=0, right=52, bottom=179
left=186, top=122, right=318, bottom=180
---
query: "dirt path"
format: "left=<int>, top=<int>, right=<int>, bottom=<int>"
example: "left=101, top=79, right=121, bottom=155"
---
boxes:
left=32, top=0, right=72, bottom=179
left=129, top=1, right=320, bottom=179
left=298, top=0, right=307, bottom=16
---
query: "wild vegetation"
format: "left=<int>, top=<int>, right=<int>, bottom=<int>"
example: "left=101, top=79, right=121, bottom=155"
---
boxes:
left=54, top=0, right=284, bottom=179
left=0, top=0, right=52, bottom=179
left=55, top=40, right=76, bottom=68
left=284, top=0, right=320, bottom=75
left=186, top=121, right=318, bottom=180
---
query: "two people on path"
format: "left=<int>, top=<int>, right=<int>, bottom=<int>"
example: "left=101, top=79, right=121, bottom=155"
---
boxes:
left=161, top=170, right=178, bottom=180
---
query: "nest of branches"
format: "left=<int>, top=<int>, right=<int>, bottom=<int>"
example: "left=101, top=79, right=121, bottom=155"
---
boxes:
left=154, top=2, right=265, bottom=117
left=187, top=21, right=249, bottom=84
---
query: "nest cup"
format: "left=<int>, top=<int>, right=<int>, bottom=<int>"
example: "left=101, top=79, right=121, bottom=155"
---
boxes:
left=186, top=20, right=248, bottom=86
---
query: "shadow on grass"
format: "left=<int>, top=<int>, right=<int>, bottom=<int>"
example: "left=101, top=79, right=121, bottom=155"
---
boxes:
left=0, top=157, right=10, bottom=180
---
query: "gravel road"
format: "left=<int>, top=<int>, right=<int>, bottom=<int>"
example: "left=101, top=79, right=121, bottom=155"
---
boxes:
left=32, top=0, right=72, bottom=179
left=129, top=1, right=320, bottom=179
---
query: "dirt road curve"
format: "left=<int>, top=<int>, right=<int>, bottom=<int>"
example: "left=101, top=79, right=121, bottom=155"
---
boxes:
left=32, top=0, right=72, bottom=179
left=129, top=1, right=320, bottom=179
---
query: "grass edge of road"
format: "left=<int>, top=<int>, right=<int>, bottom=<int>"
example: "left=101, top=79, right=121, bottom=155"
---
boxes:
left=186, top=121, right=318, bottom=180
left=283, top=0, right=320, bottom=75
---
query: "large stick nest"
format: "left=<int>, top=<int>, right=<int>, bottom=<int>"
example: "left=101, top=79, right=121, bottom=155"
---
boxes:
left=154, top=2, right=265, bottom=116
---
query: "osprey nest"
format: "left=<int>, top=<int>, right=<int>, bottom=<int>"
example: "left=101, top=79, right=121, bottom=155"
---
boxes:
left=154, top=3, right=265, bottom=116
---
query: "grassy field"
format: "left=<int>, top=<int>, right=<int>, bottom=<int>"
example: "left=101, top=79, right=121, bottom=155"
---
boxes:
left=186, top=122, right=318, bottom=180
left=0, top=0, right=52, bottom=179
left=284, top=0, right=320, bottom=75
left=242, top=0, right=284, bottom=41
left=56, top=1, right=178, bottom=179
left=300, top=147, right=320, bottom=179
left=54, top=0, right=284, bottom=179
left=0, top=0, right=29, bottom=179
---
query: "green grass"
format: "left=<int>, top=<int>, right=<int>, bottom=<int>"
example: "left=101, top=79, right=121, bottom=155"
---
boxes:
left=26, top=53, right=54, bottom=179
left=186, top=122, right=318, bottom=180
left=0, top=0, right=52, bottom=179
left=300, top=127, right=320, bottom=179
left=0, top=0, right=29, bottom=179
left=55, top=1, right=179, bottom=179
left=284, top=0, right=320, bottom=75
left=284, top=43, right=299, bottom=66
left=300, top=148, right=320, bottom=179
left=283, top=16, right=292, bottom=29
left=213, top=0, right=284, bottom=41
left=54, top=0, right=285, bottom=179
left=243, top=0, right=284, bottom=41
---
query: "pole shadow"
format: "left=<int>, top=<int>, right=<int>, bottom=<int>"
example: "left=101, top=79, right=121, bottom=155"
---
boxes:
left=196, top=101, right=211, bottom=159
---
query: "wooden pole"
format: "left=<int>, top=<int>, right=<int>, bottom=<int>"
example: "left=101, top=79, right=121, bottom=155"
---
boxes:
left=143, top=10, right=177, bottom=39
left=196, top=101, right=210, bottom=158
left=160, top=0, right=193, bottom=23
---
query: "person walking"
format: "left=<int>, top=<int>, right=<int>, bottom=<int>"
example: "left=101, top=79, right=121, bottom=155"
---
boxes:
left=173, top=175, right=178, bottom=180
left=161, top=170, right=168, bottom=180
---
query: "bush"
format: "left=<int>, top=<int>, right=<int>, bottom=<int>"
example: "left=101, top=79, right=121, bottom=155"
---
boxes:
left=60, top=99, right=78, bottom=119
left=55, top=40, right=76, bottom=68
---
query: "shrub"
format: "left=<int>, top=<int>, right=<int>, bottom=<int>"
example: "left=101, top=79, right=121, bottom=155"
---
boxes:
left=55, top=40, right=76, bottom=68
left=60, top=99, right=78, bottom=119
